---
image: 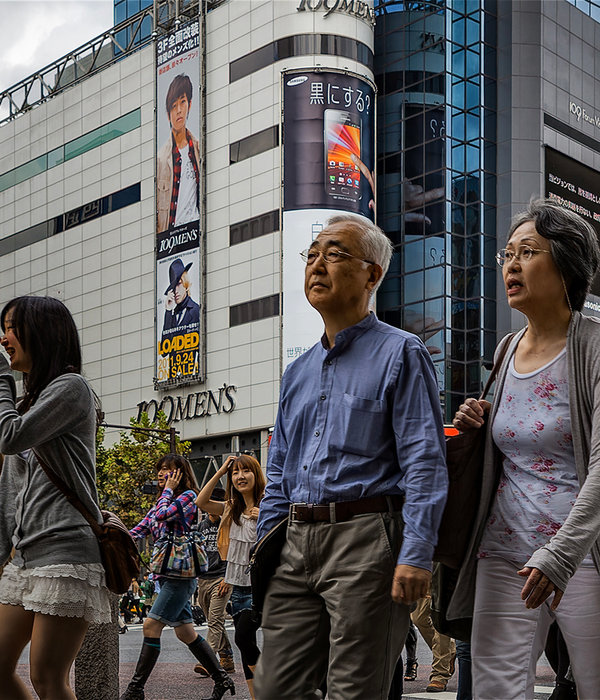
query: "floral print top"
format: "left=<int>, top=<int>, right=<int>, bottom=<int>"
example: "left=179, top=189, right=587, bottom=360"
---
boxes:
left=479, top=348, right=593, bottom=567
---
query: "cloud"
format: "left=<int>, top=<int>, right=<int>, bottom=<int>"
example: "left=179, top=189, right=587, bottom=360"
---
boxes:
left=0, top=0, right=114, bottom=92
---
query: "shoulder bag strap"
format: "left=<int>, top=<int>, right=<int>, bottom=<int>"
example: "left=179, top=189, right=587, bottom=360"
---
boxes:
left=478, top=332, right=516, bottom=401
left=33, top=450, right=102, bottom=537
left=174, top=498, right=191, bottom=532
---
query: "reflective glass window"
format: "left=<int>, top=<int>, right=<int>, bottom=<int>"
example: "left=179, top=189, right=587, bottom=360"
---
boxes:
left=230, top=125, right=279, bottom=164
left=403, top=270, right=424, bottom=305
left=115, top=0, right=127, bottom=25
left=0, top=170, right=15, bottom=192
left=47, top=147, right=64, bottom=169
left=403, top=302, right=425, bottom=336
left=15, top=155, right=46, bottom=185
left=425, top=266, right=444, bottom=298
left=403, top=239, right=424, bottom=273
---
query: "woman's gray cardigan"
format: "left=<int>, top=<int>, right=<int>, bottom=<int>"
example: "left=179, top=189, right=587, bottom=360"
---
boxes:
left=0, top=355, right=102, bottom=569
left=447, top=311, right=600, bottom=621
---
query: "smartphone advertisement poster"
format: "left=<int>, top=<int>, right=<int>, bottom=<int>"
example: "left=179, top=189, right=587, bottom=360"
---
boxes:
left=155, top=20, right=203, bottom=387
left=283, top=70, right=375, bottom=219
left=282, top=70, right=376, bottom=369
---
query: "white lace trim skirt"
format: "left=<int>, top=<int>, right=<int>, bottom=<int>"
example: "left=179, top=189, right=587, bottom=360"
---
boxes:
left=0, top=562, right=112, bottom=624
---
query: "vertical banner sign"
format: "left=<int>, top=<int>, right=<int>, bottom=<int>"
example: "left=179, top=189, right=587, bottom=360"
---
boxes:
left=282, top=70, right=376, bottom=369
left=155, top=21, right=202, bottom=386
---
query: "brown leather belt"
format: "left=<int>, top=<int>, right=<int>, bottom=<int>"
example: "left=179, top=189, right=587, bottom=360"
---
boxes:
left=289, top=494, right=404, bottom=524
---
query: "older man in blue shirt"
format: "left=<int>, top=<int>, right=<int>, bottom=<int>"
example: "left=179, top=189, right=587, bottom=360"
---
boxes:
left=254, top=214, right=448, bottom=700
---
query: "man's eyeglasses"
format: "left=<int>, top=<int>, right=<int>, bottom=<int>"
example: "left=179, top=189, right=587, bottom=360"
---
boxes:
left=495, top=246, right=551, bottom=267
left=300, top=248, right=375, bottom=266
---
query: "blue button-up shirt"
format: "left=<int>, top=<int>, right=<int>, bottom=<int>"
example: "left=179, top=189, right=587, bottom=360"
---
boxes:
left=258, top=313, right=448, bottom=570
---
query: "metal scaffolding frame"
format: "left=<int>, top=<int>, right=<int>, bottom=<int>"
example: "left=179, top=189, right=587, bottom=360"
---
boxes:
left=0, top=0, right=223, bottom=125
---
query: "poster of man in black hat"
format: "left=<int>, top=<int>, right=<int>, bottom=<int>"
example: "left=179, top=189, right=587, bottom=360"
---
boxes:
left=162, top=257, right=200, bottom=332
left=157, top=252, right=201, bottom=383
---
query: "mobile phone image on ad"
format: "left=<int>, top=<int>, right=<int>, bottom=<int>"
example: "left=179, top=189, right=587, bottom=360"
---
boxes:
left=324, top=109, right=361, bottom=204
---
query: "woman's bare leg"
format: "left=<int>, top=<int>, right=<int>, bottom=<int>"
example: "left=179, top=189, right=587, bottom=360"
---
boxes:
left=29, top=612, right=89, bottom=700
left=0, top=603, right=35, bottom=699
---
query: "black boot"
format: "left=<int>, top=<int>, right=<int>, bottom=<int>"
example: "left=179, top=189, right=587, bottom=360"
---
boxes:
left=187, top=636, right=236, bottom=700
left=120, top=637, right=161, bottom=700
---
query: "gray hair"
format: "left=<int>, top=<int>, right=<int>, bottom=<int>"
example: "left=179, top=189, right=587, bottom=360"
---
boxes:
left=326, top=214, right=394, bottom=294
left=508, top=198, right=600, bottom=312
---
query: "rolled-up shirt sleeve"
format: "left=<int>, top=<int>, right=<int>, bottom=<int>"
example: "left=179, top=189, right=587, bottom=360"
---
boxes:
left=393, top=342, right=448, bottom=570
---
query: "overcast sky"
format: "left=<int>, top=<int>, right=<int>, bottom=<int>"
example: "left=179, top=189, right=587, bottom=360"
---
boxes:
left=0, top=0, right=114, bottom=92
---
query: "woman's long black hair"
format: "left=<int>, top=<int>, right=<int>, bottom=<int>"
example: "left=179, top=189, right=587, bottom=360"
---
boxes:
left=1, top=296, right=83, bottom=414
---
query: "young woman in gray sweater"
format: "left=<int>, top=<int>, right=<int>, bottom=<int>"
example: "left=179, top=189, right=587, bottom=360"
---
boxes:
left=0, top=296, right=110, bottom=700
left=453, top=200, right=600, bottom=699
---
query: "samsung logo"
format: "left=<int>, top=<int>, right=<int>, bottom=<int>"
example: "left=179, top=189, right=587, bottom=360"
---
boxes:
left=287, top=76, right=309, bottom=86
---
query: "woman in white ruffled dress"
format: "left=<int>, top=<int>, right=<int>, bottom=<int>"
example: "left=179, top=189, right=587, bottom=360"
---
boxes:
left=196, top=453, right=266, bottom=700
left=0, top=296, right=111, bottom=699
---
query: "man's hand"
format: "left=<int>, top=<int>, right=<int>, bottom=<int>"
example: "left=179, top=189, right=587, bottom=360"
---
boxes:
left=165, top=290, right=176, bottom=311
left=392, top=564, right=431, bottom=604
left=217, top=580, right=231, bottom=597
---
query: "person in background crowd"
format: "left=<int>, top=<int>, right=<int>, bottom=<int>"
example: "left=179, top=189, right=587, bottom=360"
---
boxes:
left=193, top=486, right=235, bottom=676
left=0, top=295, right=111, bottom=700
left=196, top=454, right=266, bottom=700
left=451, top=199, right=600, bottom=699
left=411, top=595, right=456, bottom=692
left=139, top=574, right=155, bottom=619
left=455, top=640, right=472, bottom=700
left=120, top=454, right=234, bottom=700
left=545, top=622, right=577, bottom=700
left=403, top=621, right=419, bottom=683
left=253, top=214, right=448, bottom=699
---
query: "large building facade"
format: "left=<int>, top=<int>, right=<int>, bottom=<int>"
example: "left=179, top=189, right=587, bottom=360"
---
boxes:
left=0, top=0, right=599, bottom=476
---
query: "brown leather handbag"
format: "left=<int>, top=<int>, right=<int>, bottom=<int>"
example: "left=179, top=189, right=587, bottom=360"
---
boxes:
left=36, top=452, right=140, bottom=595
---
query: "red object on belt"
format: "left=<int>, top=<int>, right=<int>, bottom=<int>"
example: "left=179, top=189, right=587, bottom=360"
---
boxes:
left=289, top=494, right=404, bottom=524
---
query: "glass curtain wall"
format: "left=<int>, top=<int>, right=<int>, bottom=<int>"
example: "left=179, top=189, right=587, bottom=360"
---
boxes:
left=374, top=0, right=497, bottom=421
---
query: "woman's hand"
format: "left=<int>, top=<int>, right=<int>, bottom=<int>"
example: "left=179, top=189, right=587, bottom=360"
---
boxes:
left=218, top=455, right=236, bottom=477
left=518, top=566, right=564, bottom=610
left=165, top=468, right=182, bottom=491
left=453, top=398, right=491, bottom=431
left=247, top=506, right=260, bottom=521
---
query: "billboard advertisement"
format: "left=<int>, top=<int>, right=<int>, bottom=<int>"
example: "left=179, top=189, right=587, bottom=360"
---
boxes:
left=282, top=70, right=376, bottom=368
left=544, top=146, right=600, bottom=301
left=155, top=21, right=203, bottom=386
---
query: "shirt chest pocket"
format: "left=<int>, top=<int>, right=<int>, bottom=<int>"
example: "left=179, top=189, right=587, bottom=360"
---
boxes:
left=329, top=392, right=388, bottom=457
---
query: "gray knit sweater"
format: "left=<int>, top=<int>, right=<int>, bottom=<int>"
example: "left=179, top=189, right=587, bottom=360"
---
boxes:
left=0, top=355, right=102, bottom=568
left=448, top=311, right=600, bottom=621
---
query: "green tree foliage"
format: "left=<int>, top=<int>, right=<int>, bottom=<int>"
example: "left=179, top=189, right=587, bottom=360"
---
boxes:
left=96, top=411, right=191, bottom=530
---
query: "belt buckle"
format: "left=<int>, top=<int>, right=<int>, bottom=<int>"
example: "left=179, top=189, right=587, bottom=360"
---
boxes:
left=290, top=502, right=310, bottom=523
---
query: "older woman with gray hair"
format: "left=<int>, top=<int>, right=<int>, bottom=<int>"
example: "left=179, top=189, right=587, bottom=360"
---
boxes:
left=451, top=199, right=600, bottom=699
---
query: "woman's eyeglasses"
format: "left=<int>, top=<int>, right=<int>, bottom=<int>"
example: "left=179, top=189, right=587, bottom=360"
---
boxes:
left=495, top=246, right=551, bottom=267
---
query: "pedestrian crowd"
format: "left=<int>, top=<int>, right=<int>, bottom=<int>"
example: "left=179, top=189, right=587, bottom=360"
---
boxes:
left=0, top=199, right=599, bottom=700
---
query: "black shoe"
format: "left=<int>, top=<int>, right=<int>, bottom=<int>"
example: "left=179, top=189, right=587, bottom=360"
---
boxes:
left=187, top=636, right=236, bottom=700
left=201, top=674, right=235, bottom=700
left=120, top=639, right=160, bottom=700
left=119, top=625, right=128, bottom=634
left=120, top=687, right=144, bottom=700
left=404, top=659, right=418, bottom=682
